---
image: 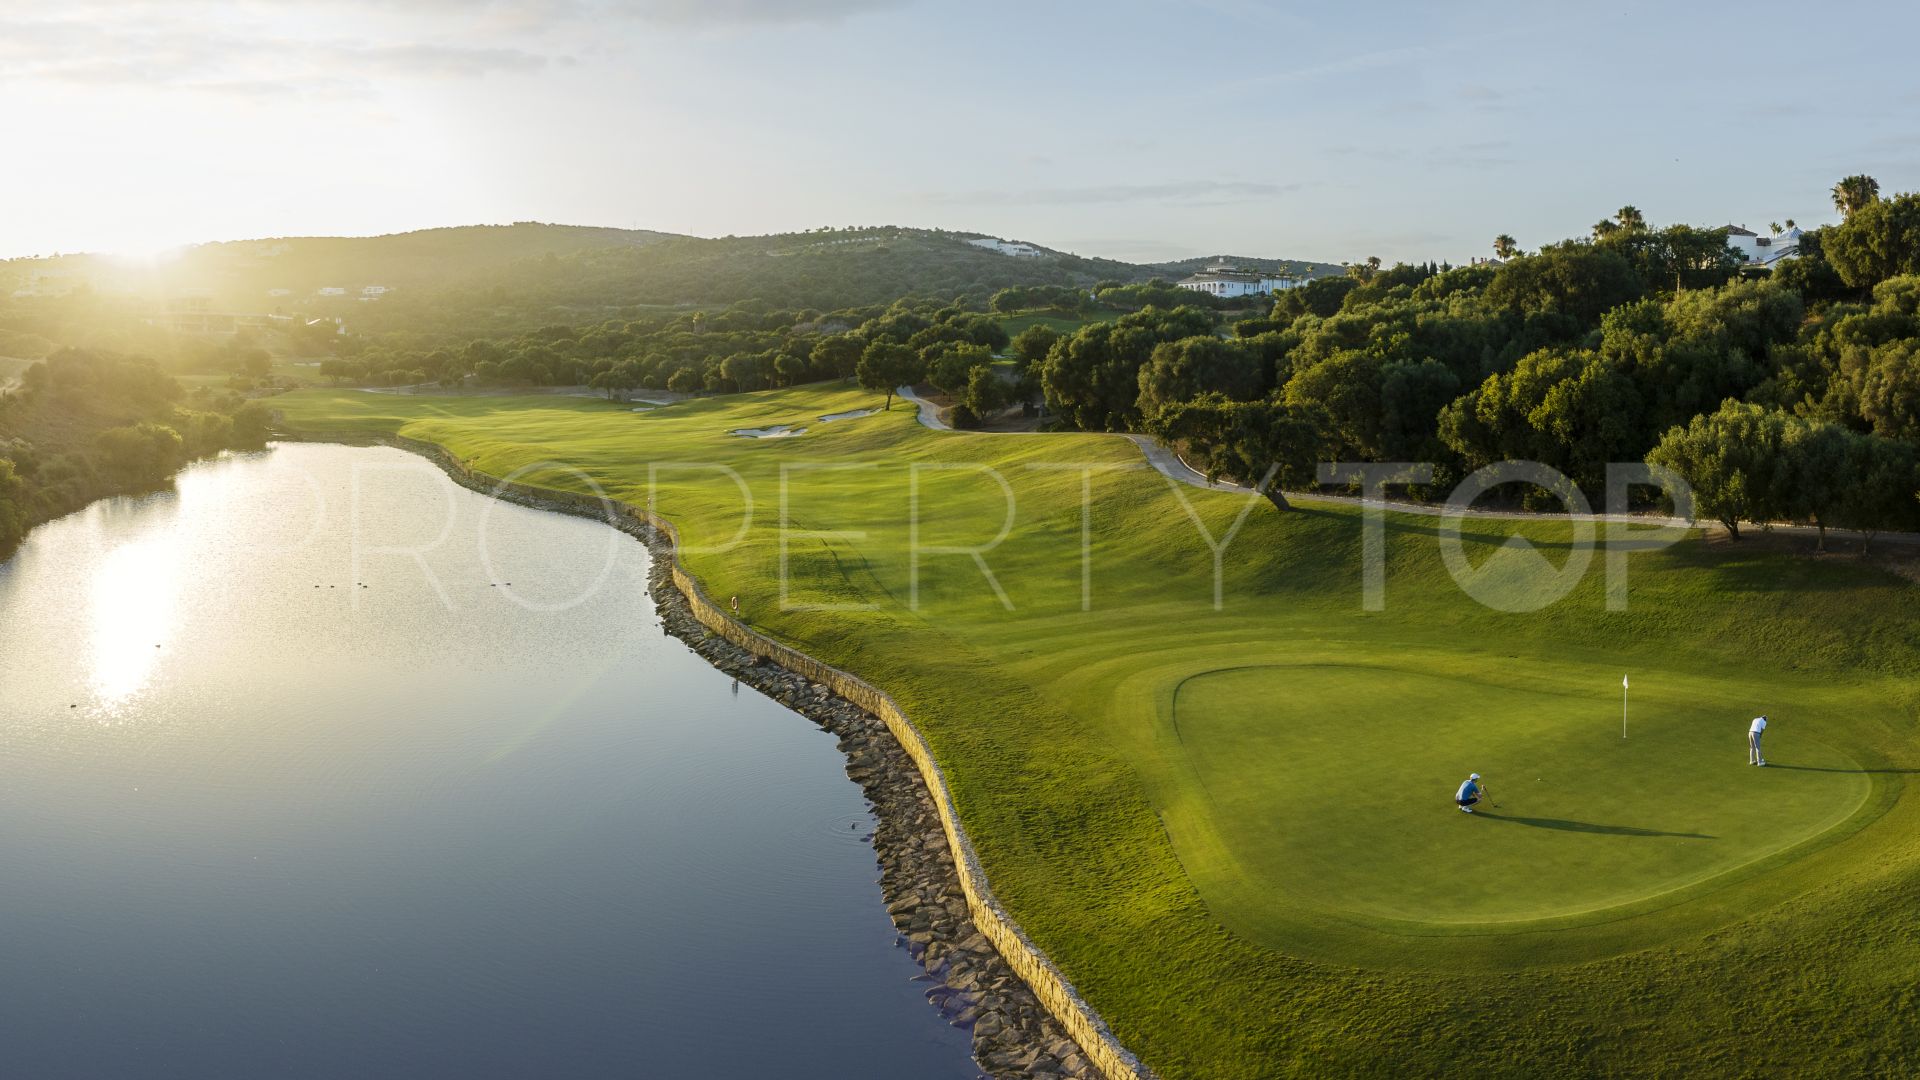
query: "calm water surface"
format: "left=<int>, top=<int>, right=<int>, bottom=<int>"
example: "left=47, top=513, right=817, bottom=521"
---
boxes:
left=0, top=442, right=974, bottom=1079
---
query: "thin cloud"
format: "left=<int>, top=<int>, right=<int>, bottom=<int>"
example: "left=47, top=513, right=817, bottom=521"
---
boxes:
left=925, top=180, right=1303, bottom=207
left=612, top=0, right=912, bottom=25
left=0, top=13, right=555, bottom=98
left=1429, top=140, right=1517, bottom=169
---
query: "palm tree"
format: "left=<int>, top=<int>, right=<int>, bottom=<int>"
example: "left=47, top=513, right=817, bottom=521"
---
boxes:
left=1831, top=175, right=1880, bottom=218
left=1785, top=218, right=1796, bottom=230
left=1615, top=205, right=1646, bottom=231
left=1593, top=219, right=1621, bottom=239
left=1366, top=255, right=1382, bottom=273
left=1769, top=221, right=1782, bottom=236
left=1492, top=234, right=1519, bottom=260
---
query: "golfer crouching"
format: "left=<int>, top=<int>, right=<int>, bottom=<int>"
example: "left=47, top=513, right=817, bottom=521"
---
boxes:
left=1455, top=773, right=1487, bottom=814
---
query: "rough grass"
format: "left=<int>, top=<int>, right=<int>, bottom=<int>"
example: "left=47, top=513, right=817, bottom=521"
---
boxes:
left=273, top=383, right=1920, bottom=1078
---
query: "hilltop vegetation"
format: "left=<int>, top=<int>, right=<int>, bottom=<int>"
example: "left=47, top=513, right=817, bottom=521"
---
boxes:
left=1029, top=183, right=1920, bottom=543
left=2, top=224, right=1199, bottom=348
left=0, top=349, right=270, bottom=556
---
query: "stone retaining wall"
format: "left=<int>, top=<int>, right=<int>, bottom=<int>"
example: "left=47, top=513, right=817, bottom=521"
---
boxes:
left=382, top=434, right=1155, bottom=1080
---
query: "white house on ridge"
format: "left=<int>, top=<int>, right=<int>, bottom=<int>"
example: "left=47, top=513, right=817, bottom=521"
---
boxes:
left=1721, top=224, right=1803, bottom=268
left=1175, top=261, right=1304, bottom=298
left=967, top=237, right=1044, bottom=258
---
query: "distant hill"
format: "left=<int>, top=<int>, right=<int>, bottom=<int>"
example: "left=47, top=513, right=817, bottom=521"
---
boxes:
left=382, top=227, right=1156, bottom=318
left=1, top=223, right=678, bottom=308
left=1147, top=254, right=1347, bottom=279
left=0, top=224, right=1334, bottom=342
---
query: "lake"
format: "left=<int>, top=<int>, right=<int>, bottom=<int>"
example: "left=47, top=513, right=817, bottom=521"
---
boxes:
left=0, top=442, right=975, bottom=1079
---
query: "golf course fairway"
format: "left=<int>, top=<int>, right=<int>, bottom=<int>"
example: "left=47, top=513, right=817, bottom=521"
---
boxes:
left=274, top=384, right=1920, bottom=1078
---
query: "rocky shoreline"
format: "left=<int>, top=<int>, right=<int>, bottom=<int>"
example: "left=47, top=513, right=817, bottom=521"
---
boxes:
left=340, top=436, right=1103, bottom=1080
left=654, top=562, right=1103, bottom=1080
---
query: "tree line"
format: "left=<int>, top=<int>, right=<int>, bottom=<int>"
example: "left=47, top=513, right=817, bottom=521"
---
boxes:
left=1031, top=178, right=1920, bottom=541
left=0, top=349, right=271, bottom=556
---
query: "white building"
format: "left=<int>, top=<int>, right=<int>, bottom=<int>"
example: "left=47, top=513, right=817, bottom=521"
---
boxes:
left=317, top=286, right=348, bottom=297
left=359, top=285, right=390, bottom=299
left=1721, top=224, right=1803, bottom=268
left=967, top=237, right=1044, bottom=258
left=1174, top=262, right=1304, bottom=298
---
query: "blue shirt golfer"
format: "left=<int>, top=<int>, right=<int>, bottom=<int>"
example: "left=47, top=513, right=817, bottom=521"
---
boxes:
left=1455, top=773, right=1485, bottom=813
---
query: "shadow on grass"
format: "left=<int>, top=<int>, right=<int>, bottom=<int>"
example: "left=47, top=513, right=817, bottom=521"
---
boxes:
left=1764, top=764, right=1920, bottom=774
left=1476, top=812, right=1714, bottom=840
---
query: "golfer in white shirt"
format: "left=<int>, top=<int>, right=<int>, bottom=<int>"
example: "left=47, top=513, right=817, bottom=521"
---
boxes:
left=1749, top=715, right=1768, bottom=766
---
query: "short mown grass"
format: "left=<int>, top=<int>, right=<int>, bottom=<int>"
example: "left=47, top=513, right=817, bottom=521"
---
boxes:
left=275, top=383, right=1920, bottom=1078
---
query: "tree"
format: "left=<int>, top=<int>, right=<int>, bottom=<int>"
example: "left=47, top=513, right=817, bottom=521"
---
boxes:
left=0, top=457, right=28, bottom=553
left=95, top=422, right=187, bottom=487
left=588, top=363, right=639, bottom=399
left=1646, top=401, right=1793, bottom=539
left=1135, top=336, right=1266, bottom=419
left=1037, top=306, right=1216, bottom=431
left=1851, top=336, right=1920, bottom=440
left=1770, top=222, right=1783, bottom=236
left=1593, top=219, right=1621, bottom=239
left=809, top=335, right=864, bottom=380
left=1148, top=394, right=1333, bottom=512
left=964, top=316, right=1011, bottom=353
left=1439, top=347, right=1646, bottom=497
left=1270, top=277, right=1357, bottom=322
left=924, top=342, right=992, bottom=396
left=1493, top=235, right=1519, bottom=260
left=962, top=363, right=1013, bottom=421
left=1615, top=205, right=1646, bottom=231
left=1837, top=434, right=1920, bottom=551
left=719, top=351, right=773, bottom=392
left=773, top=351, right=811, bottom=386
left=1010, top=324, right=1061, bottom=368
left=1823, top=192, right=1920, bottom=289
left=1779, top=417, right=1856, bottom=549
left=1486, top=244, right=1643, bottom=325
left=856, top=341, right=921, bottom=410
left=1590, top=224, right=1741, bottom=293
left=1831, top=174, right=1881, bottom=219
left=1785, top=218, right=1796, bottom=230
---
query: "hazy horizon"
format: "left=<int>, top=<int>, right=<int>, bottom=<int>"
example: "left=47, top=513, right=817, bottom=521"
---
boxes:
left=5, top=0, right=1917, bottom=265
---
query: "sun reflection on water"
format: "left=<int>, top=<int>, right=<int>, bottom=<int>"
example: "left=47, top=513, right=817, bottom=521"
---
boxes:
left=88, top=526, right=185, bottom=708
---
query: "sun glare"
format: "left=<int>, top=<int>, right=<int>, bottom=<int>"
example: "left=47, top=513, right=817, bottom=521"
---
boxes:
left=88, top=529, right=185, bottom=707
left=101, top=243, right=189, bottom=268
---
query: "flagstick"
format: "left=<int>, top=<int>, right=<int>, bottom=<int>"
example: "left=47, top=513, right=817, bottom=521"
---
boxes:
left=1622, top=676, right=1629, bottom=739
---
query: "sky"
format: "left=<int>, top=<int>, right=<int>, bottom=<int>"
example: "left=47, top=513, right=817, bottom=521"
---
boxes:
left=3, top=0, right=1919, bottom=266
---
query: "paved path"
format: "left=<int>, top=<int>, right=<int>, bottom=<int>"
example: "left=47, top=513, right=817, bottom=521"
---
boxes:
left=896, top=385, right=951, bottom=430
left=898, top=384, right=1920, bottom=546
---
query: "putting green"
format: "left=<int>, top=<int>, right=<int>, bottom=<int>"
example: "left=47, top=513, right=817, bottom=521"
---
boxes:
left=1169, top=664, right=1872, bottom=937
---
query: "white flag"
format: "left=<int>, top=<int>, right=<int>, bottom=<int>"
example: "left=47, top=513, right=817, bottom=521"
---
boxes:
left=1623, top=674, right=1629, bottom=689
